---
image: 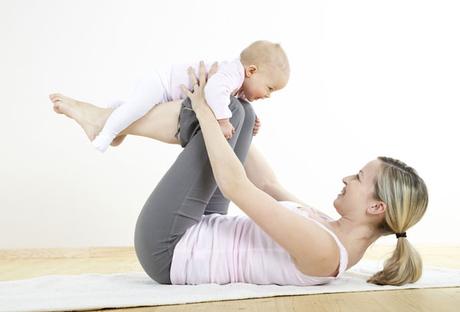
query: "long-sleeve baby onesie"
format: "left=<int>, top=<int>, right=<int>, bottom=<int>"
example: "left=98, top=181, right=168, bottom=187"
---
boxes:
left=92, top=59, right=246, bottom=152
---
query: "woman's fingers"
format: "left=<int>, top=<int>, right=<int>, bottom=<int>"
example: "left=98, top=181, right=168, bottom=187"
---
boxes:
left=208, top=62, right=219, bottom=79
left=198, top=61, right=206, bottom=86
left=187, top=61, right=218, bottom=90
left=187, top=62, right=207, bottom=91
left=180, top=84, right=191, bottom=97
left=187, top=67, right=198, bottom=88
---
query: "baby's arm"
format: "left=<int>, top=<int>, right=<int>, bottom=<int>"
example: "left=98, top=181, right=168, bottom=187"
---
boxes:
left=252, top=115, right=261, bottom=136
left=217, top=118, right=235, bottom=139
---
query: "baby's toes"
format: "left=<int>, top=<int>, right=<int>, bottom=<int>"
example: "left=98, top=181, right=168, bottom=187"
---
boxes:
left=53, top=102, right=63, bottom=114
left=50, top=93, right=64, bottom=102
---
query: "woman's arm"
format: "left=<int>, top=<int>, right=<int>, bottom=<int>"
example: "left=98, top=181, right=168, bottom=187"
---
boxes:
left=182, top=63, right=339, bottom=277
left=245, top=145, right=333, bottom=221
left=245, top=145, right=307, bottom=202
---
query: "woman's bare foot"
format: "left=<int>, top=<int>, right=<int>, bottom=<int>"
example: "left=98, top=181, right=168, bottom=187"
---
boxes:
left=49, top=93, right=112, bottom=142
left=110, top=134, right=127, bottom=147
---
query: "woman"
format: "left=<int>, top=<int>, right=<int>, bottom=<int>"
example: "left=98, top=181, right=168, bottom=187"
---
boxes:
left=50, top=62, right=428, bottom=286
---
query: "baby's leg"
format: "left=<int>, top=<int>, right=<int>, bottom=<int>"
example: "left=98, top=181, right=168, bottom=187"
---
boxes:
left=49, top=93, right=182, bottom=145
left=91, top=73, right=170, bottom=152
left=102, top=99, right=127, bottom=146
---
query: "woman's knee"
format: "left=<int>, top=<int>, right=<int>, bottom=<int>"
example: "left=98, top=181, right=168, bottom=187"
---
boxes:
left=228, top=96, right=246, bottom=124
left=241, top=100, right=256, bottom=127
left=178, top=96, right=248, bottom=147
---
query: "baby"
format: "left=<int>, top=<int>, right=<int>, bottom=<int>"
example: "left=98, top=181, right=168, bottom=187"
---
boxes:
left=52, top=40, right=290, bottom=152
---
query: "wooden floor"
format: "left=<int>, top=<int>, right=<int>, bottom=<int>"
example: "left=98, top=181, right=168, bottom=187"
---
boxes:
left=1, top=244, right=459, bottom=311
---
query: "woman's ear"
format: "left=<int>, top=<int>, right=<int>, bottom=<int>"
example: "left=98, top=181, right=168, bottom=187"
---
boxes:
left=245, top=65, right=258, bottom=78
left=368, top=201, right=387, bottom=215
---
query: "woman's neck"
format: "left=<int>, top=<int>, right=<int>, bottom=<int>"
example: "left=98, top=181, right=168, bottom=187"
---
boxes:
left=329, top=217, right=383, bottom=251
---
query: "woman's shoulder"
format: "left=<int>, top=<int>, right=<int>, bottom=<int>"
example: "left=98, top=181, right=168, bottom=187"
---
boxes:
left=278, top=201, right=351, bottom=276
left=278, top=201, right=334, bottom=223
left=292, top=223, right=343, bottom=277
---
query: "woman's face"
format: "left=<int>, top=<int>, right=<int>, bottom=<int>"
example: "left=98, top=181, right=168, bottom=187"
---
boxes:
left=333, top=159, right=385, bottom=217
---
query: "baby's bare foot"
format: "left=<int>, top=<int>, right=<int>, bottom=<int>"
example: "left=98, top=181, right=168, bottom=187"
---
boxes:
left=49, top=93, right=112, bottom=142
left=50, top=93, right=76, bottom=115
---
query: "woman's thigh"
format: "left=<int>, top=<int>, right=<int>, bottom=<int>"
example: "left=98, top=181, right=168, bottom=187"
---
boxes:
left=120, top=100, right=183, bottom=144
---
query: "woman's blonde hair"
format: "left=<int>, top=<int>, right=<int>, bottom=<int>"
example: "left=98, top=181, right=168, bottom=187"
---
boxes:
left=367, top=156, right=428, bottom=286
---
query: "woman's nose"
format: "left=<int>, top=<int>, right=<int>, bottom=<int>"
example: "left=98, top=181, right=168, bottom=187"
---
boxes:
left=342, top=175, right=352, bottom=184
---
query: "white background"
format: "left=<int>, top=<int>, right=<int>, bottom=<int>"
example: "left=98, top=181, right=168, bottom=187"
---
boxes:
left=1, top=0, right=459, bottom=249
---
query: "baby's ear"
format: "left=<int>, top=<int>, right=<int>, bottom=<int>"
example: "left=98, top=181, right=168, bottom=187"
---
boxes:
left=245, top=65, right=258, bottom=77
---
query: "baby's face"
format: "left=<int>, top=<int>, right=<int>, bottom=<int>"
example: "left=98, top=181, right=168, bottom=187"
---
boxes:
left=241, top=67, right=288, bottom=102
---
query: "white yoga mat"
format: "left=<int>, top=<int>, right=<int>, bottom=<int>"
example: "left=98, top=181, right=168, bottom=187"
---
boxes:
left=1, top=260, right=459, bottom=312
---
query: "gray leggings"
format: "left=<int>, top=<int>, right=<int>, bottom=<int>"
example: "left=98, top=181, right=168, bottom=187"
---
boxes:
left=134, top=96, right=256, bottom=284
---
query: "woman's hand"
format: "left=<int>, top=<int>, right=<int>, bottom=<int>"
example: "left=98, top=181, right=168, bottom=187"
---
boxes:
left=181, top=61, right=237, bottom=140
left=182, top=61, right=259, bottom=138
left=180, top=61, right=218, bottom=113
left=180, top=61, right=207, bottom=112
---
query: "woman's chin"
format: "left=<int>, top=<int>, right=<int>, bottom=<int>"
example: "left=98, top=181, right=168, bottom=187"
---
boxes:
left=333, top=202, right=343, bottom=215
left=333, top=197, right=341, bottom=209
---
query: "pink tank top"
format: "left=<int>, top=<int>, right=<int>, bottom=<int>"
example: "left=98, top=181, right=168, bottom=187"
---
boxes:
left=170, top=201, right=349, bottom=285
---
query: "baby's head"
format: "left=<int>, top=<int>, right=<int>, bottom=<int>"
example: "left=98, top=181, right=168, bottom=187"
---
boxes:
left=240, top=40, right=290, bottom=101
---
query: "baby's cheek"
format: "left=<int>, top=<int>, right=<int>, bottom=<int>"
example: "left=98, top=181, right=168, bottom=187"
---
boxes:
left=242, top=85, right=252, bottom=96
left=246, top=88, right=255, bottom=98
left=256, top=88, right=265, bottom=97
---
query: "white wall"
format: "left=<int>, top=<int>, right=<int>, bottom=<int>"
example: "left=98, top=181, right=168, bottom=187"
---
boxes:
left=1, top=0, right=459, bottom=249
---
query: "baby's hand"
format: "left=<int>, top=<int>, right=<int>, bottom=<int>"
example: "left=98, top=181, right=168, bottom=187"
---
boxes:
left=252, top=115, right=261, bottom=136
left=218, top=119, right=235, bottom=140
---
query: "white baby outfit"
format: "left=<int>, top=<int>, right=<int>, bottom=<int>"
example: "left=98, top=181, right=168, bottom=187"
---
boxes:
left=92, top=59, right=246, bottom=152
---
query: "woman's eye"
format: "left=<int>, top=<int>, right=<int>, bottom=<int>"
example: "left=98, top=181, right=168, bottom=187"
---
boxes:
left=355, top=174, right=360, bottom=181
